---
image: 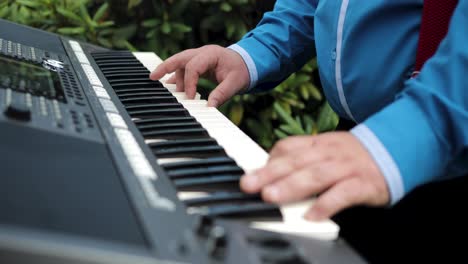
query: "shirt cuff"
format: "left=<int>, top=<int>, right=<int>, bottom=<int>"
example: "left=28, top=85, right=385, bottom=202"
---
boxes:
left=351, top=124, right=405, bottom=205
left=361, top=97, right=450, bottom=199
left=227, top=44, right=258, bottom=91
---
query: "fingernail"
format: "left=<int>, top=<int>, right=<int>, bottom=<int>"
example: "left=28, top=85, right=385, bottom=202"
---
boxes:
left=242, top=174, right=258, bottom=189
left=264, top=186, right=280, bottom=202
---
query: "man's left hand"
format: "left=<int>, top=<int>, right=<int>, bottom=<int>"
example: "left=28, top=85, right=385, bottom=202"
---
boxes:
left=240, top=132, right=390, bottom=221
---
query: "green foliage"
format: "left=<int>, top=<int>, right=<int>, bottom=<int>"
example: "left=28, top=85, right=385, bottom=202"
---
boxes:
left=0, top=0, right=338, bottom=150
left=0, top=0, right=137, bottom=49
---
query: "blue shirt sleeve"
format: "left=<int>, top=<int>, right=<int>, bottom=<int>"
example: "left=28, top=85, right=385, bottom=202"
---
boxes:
left=230, top=0, right=318, bottom=92
left=358, top=1, right=468, bottom=201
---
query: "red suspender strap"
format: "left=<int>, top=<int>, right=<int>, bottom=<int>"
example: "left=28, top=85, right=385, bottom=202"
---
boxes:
left=412, top=0, right=458, bottom=77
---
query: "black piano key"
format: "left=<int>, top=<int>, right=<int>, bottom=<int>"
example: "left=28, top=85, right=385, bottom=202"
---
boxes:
left=127, top=108, right=189, bottom=118
left=142, top=127, right=208, bottom=140
left=115, top=89, right=171, bottom=95
left=101, top=66, right=149, bottom=73
left=137, top=121, right=201, bottom=130
left=133, top=116, right=196, bottom=125
left=190, top=203, right=282, bottom=219
left=153, top=145, right=226, bottom=159
left=93, top=56, right=135, bottom=61
left=111, top=82, right=164, bottom=89
left=126, top=103, right=184, bottom=111
left=92, top=51, right=133, bottom=56
left=98, top=69, right=149, bottom=75
left=183, top=192, right=262, bottom=207
left=120, top=96, right=178, bottom=104
left=95, top=61, right=142, bottom=67
left=166, top=165, right=243, bottom=179
left=92, top=51, right=133, bottom=57
left=148, top=137, right=216, bottom=147
left=108, top=78, right=159, bottom=84
left=147, top=138, right=226, bottom=159
left=152, top=141, right=226, bottom=159
left=117, top=91, right=173, bottom=98
left=173, top=175, right=241, bottom=192
left=93, top=57, right=139, bottom=62
left=104, top=73, right=153, bottom=80
left=161, top=156, right=238, bottom=171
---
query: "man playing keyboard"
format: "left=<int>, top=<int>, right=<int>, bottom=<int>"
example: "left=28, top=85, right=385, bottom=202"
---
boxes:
left=150, top=1, right=468, bottom=262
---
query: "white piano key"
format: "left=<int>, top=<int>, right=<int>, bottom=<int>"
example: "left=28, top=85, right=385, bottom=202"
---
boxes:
left=133, top=52, right=173, bottom=84
left=172, top=92, right=201, bottom=101
left=164, top=83, right=177, bottom=93
left=133, top=51, right=340, bottom=240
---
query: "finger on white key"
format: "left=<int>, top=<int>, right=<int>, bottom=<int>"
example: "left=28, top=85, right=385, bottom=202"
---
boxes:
left=173, top=92, right=202, bottom=101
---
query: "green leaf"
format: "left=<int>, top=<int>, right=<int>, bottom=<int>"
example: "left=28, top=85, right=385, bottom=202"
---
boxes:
left=309, top=84, right=323, bottom=101
left=93, top=2, right=109, bottom=22
left=274, top=129, right=289, bottom=139
left=171, top=23, right=191, bottom=33
left=128, top=0, right=143, bottom=9
left=56, top=7, right=83, bottom=25
left=229, top=102, right=244, bottom=125
left=57, top=27, right=86, bottom=35
left=145, top=29, right=156, bottom=39
left=0, top=6, right=10, bottom=18
left=113, top=24, right=137, bottom=40
left=16, top=0, right=41, bottom=8
left=161, top=22, right=171, bottom=34
left=79, top=3, right=93, bottom=26
left=303, top=115, right=315, bottom=134
left=273, top=102, right=305, bottom=134
left=97, top=37, right=112, bottom=47
left=279, top=124, right=302, bottom=135
left=316, top=102, right=339, bottom=133
left=142, top=19, right=160, bottom=28
left=294, top=74, right=311, bottom=84
left=96, top=20, right=114, bottom=28
left=220, top=3, right=232, bottom=12
left=18, top=5, right=31, bottom=21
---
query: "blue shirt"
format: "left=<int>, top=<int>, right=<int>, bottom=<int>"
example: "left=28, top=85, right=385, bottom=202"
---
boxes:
left=228, top=0, right=468, bottom=204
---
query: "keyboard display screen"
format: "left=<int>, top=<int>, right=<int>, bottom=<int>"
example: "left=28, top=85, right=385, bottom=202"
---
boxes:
left=0, top=55, right=65, bottom=101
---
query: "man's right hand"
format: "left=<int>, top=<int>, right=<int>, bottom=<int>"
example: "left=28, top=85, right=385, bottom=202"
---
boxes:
left=149, top=45, right=250, bottom=107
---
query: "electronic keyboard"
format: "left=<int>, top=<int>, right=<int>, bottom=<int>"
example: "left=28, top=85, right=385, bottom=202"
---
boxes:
left=0, top=18, right=365, bottom=264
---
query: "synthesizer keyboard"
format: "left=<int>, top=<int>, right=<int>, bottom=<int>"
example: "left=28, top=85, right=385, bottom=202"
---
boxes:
left=0, top=18, right=366, bottom=264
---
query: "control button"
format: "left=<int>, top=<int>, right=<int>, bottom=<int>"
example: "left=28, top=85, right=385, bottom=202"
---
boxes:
left=107, top=112, right=127, bottom=128
left=7, top=41, right=12, bottom=54
left=192, top=215, right=227, bottom=260
left=4, top=101, right=31, bottom=122
left=82, top=64, right=103, bottom=87
left=193, top=215, right=214, bottom=237
left=99, top=98, right=118, bottom=113
left=69, top=40, right=84, bottom=53
left=52, top=100, right=63, bottom=121
left=114, top=128, right=156, bottom=179
left=93, top=86, right=110, bottom=99
left=248, top=235, right=308, bottom=264
left=206, top=225, right=227, bottom=259
left=74, top=51, right=90, bottom=65
left=30, top=47, right=37, bottom=62
left=39, top=96, right=48, bottom=116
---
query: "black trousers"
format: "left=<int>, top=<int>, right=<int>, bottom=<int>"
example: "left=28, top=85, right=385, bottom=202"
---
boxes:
left=333, top=119, right=468, bottom=263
